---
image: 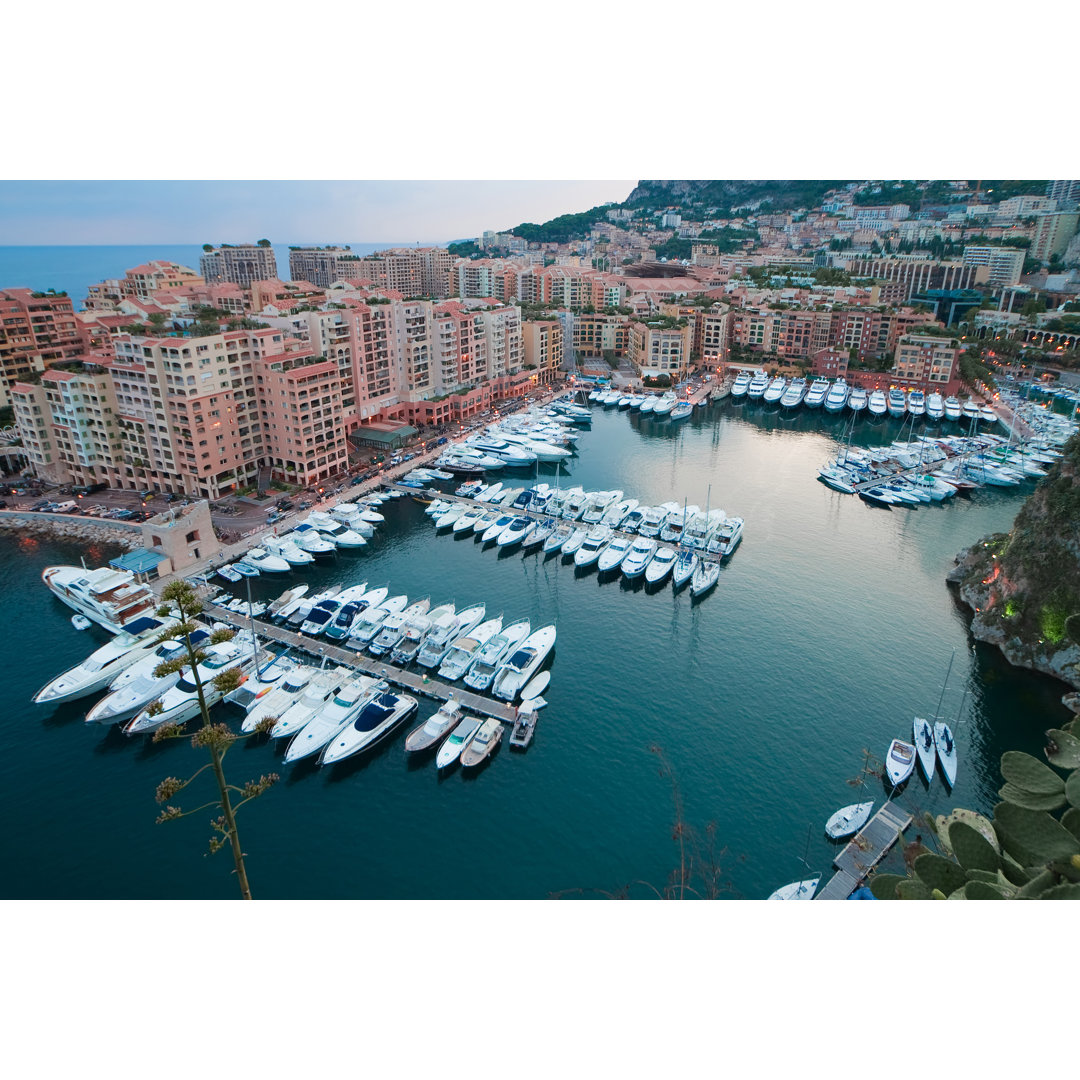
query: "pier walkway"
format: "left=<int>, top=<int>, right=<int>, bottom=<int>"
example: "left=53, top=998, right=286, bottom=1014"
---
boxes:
left=816, top=801, right=912, bottom=899
left=204, top=601, right=520, bottom=724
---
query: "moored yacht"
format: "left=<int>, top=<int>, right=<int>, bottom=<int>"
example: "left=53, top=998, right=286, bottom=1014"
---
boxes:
left=804, top=379, right=830, bottom=409
left=824, top=379, right=849, bottom=413
left=460, top=718, right=503, bottom=767
left=867, top=389, right=888, bottom=417
left=435, top=714, right=483, bottom=770
left=779, top=378, right=808, bottom=409
left=943, top=396, right=962, bottom=421
left=438, top=616, right=504, bottom=680
left=621, top=537, right=658, bottom=579
left=848, top=386, right=868, bottom=413
left=746, top=370, right=770, bottom=399
left=492, top=624, right=556, bottom=701
left=886, top=388, right=907, bottom=418
left=319, top=688, right=417, bottom=765
left=404, top=698, right=464, bottom=752
left=283, top=675, right=380, bottom=763
left=925, top=392, right=945, bottom=421
left=730, top=370, right=752, bottom=398
left=463, top=619, right=530, bottom=692
left=268, top=665, right=351, bottom=739
left=417, top=604, right=486, bottom=669
left=573, top=525, right=613, bottom=568
left=42, top=565, right=159, bottom=634
left=644, top=545, right=676, bottom=585
left=390, top=603, right=454, bottom=665
left=763, top=376, right=787, bottom=405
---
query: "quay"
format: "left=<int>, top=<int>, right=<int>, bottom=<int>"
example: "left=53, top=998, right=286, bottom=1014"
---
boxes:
left=393, top=483, right=727, bottom=565
left=203, top=601, right=521, bottom=725
left=815, top=801, right=913, bottom=899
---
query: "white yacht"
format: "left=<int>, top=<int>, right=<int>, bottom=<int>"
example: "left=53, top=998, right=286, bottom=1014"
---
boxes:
left=804, top=379, right=830, bottom=408
left=492, top=625, right=556, bottom=702
left=34, top=615, right=178, bottom=705
left=763, top=376, right=787, bottom=405
left=925, top=392, right=945, bottom=421
left=240, top=547, right=291, bottom=574
left=369, top=598, right=430, bottom=658
left=438, top=616, right=504, bottom=681
left=543, top=522, right=575, bottom=554
left=560, top=488, right=590, bottom=521
left=417, top=603, right=486, bottom=669
left=495, top=516, right=535, bottom=549
left=268, top=665, right=351, bottom=739
left=42, top=565, right=160, bottom=634
left=644, top=546, right=677, bottom=585
left=451, top=506, right=486, bottom=535
left=730, top=370, right=752, bottom=398
left=573, top=525, right=613, bottom=568
left=290, top=523, right=336, bottom=557
left=746, top=370, right=770, bottom=399
left=262, top=536, right=315, bottom=566
left=868, top=389, right=888, bottom=417
left=690, top=560, right=720, bottom=597
left=391, top=603, right=455, bottom=666
left=907, top=389, right=926, bottom=418
left=560, top=526, right=588, bottom=557
left=779, top=378, right=808, bottom=409
left=943, top=396, right=962, bottom=421
left=300, top=598, right=343, bottom=637
left=886, top=388, right=907, bottom=418
left=596, top=535, right=633, bottom=573
left=600, top=497, right=639, bottom=528
left=319, top=688, right=417, bottom=766
left=435, top=715, right=483, bottom=770
left=346, top=594, right=408, bottom=648
left=307, top=514, right=367, bottom=548
left=481, top=514, right=516, bottom=543
left=824, top=380, right=849, bottom=413
left=283, top=675, right=380, bottom=763
left=621, top=537, right=658, bottom=579
left=581, top=489, right=623, bottom=524
left=236, top=663, right=316, bottom=733
left=848, top=386, right=868, bottom=413
left=671, top=549, right=698, bottom=589
left=621, top=506, right=648, bottom=534
left=404, top=698, right=464, bottom=752
left=659, top=504, right=699, bottom=545
left=638, top=501, right=679, bottom=539
left=652, top=392, right=677, bottom=417
left=460, top=718, right=504, bottom=768
left=463, top=619, right=531, bottom=692
left=713, top=516, right=744, bottom=559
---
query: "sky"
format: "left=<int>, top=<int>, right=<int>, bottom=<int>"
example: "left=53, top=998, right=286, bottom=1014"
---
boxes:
left=0, top=180, right=637, bottom=245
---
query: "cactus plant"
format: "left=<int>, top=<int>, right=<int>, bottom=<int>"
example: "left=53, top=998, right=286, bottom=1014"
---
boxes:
left=912, top=852, right=968, bottom=896
left=994, top=802, right=1080, bottom=864
left=1062, top=807, right=1080, bottom=841
left=1000, top=751, right=1066, bottom=794
left=897, top=878, right=932, bottom=900
left=1017, top=868, right=1058, bottom=898
left=1066, top=771, right=1080, bottom=810
left=1038, top=882, right=1080, bottom=899
left=1044, top=729, right=1080, bottom=770
left=998, top=782, right=1067, bottom=811
left=869, top=873, right=905, bottom=900
left=964, top=880, right=1007, bottom=899
left=948, top=821, right=1002, bottom=872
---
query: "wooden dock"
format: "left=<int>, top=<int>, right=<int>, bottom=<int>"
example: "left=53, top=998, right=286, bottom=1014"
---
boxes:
left=815, top=801, right=913, bottom=900
left=204, top=602, right=520, bottom=724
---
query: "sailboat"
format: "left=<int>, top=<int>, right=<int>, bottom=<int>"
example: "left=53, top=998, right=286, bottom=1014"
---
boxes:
left=913, top=716, right=936, bottom=783
left=934, top=662, right=962, bottom=788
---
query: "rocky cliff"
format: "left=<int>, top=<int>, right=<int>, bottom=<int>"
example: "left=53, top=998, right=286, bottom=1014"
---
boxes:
left=947, top=433, right=1080, bottom=692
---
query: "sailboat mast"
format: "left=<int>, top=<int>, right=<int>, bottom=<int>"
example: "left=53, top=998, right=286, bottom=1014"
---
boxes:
left=932, top=649, right=956, bottom=722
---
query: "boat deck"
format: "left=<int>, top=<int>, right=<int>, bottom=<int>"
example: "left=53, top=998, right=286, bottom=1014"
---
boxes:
left=204, top=602, right=521, bottom=725
left=815, top=801, right=913, bottom=900
left=392, top=484, right=727, bottom=565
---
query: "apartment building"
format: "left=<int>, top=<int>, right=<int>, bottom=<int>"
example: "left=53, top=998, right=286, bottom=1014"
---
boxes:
left=336, top=248, right=453, bottom=299
left=0, top=288, right=90, bottom=407
left=894, top=333, right=959, bottom=388
left=962, top=245, right=1026, bottom=286
left=572, top=312, right=631, bottom=358
left=249, top=279, right=325, bottom=314
left=85, top=261, right=204, bottom=310
left=287, top=246, right=354, bottom=288
left=696, top=310, right=729, bottom=363
left=846, top=258, right=985, bottom=299
left=1029, top=212, right=1080, bottom=263
left=628, top=321, right=692, bottom=380
left=200, top=243, right=279, bottom=288
left=521, top=320, right=563, bottom=384
left=1046, top=180, right=1080, bottom=204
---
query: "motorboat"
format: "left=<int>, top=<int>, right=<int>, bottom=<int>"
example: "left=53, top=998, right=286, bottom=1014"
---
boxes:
left=404, top=698, right=464, bottom=752
left=492, top=624, right=556, bottom=701
left=83, top=630, right=211, bottom=724
left=859, top=486, right=897, bottom=508
left=319, top=688, right=417, bottom=766
left=804, top=379, right=830, bottom=409
left=638, top=502, right=678, bottom=539
left=369, top=598, right=431, bottom=658
left=848, top=386, right=868, bottom=413
left=621, top=537, right=658, bottom=579
left=660, top=504, right=699, bottom=545
left=824, top=802, right=874, bottom=840
left=391, top=603, right=454, bottom=665
left=638, top=395, right=658, bottom=414
left=573, top=525, right=613, bottom=568
left=41, top=564, right=159, bottom=634
left=477, top=481, right=504, bottom=504
left=417, top=604, right=486, bottom=669
left=495, top=516, right=535, bottom=549
left=581, top=489, right=623, bottom=524
left=913, top=716, right=936, bottom=783
left=817, top=463, right=857, bottom=495
left=460, top=718, right=503, bottom=768
left=241, top=547, right=291, bottom=574
left=763, top=376, right=787, bottom=405
left=961, top=399, right=981, bottom=422
left=232, top=561, right=260, bottom=577
left=886, top=388, right=907, bottom=418
left=746, top=370, right=770, bottom=399
left=768, top=879, right=819, bottom=900
left=600, top=497, right=639, bottom=528
left=323, top=598, right=368, bottom=642
left=780, top=378, right=808, bottom=409
left=71, top=614, right=92, bottom=629
left=437, top=616, right=504, bottom=680
left=884, top=738, right=917, bottom=786
left=943, top=396, right=962, bottom=422
left=33, top=615, right=178, bottom=705
left=435, top=505, right=464, bottom=530
left=464, top=619, right=530, bottom=692
left=290, top=523, right=336, bottom=557
left=451, top=506, right=487, bottom=535
left=979, top=404, right=999, bottom=425
left=730, top=370, right=752, bottom=398
left=652, top=392, right=677, bottom=417
left=622, top=506, right=648, bottom=534
left=596, top=535, right=633, bottom=574
left=236, top=663, right=316, bottom=733
left=543, top=523, right=575, bottom=554
left=283, top=675, right=380, bottom=763
left=523, top=520, right=555, bottom=552
left=560, top=526, right=588, bottom=557
left=670, top=400, right=694, bottom=422
left=268, top=665, right=351, bottom=739
left=481, top=514, right=516, bottom=544
left=262, top=536, right=315, bottom=566
left=346, top=594, right=408, bottom=648
left=217, top=565, right=243, bottom=583
left=124, top=637, right=262, bottom=735
left=689, top=559, right=719, bottom=597
left=644, top=545, right=677, bottom=585
left=671, top=549, right=698, bottom=589
left=907, top=390, right=926, bottom=419
left=300, top=598, right=343, bottom=637
left=267, top=584, right=309, bottom=619
left=934, top=721, right=958, bottom=788
left=824, top=380, right=849, bottom=413
left=435, top=714, right=483, bottom=769
left=867, top=389, right=888, bottom=417
left=560, top=488, right=590, bottom=521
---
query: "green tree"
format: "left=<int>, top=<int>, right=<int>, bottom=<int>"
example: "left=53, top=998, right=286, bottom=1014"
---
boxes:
left=257, top=238, right=271, bottom=248
left=149, top=581, right=279, bottom=899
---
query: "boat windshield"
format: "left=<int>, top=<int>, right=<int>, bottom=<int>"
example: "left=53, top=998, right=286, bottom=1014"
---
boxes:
left=506, top=647, right=536, bottom=672
left=353, top=697, right=396, bottom=732
left=177, top=676, right=198, bottom=694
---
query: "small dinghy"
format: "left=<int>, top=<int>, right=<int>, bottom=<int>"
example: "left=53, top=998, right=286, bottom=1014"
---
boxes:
left=71, top=614, right=92, bottom=630
left=884, top=738, right=916, bottom=787
left=217, top=565, right=243, bottom=583
left=768, top=878, right=819, bottom=901
left=913, top=716, right=936, bottom=783
left=824, top=801, right=874, bottom=840
left=520, top=670, right=550, bottom=703
left=933, top=721, right=958, bottom=787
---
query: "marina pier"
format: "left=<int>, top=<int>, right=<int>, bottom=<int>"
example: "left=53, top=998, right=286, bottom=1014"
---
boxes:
left=816, top=801, right=913, bottom=899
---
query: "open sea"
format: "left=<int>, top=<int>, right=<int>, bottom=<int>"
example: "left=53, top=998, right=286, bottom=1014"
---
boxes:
left=1, top=400, right=1071, bottom=899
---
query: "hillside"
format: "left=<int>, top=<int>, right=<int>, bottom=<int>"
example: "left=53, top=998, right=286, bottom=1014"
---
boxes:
left=624, top=180, right=849, bottom=213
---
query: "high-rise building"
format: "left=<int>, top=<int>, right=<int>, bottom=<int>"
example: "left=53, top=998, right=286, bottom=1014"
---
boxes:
left=846, top=258, right=984, bottom=299
left=962, top=245, right=1026, bottom=286
left=1046, top=180, right=1080, bottom=204
left=85, top=261, right=204, bottom=310
left=1029, top=212, right=1080, bottom=263
left=287, top=247, right=354, bottom=288
left=200, top=243, right=278, bottom=288
left=521, top=320, right=563, bottom=384
left=0, top=288, right=90, bottom=407
left=894, top=333, right=959, bottom=386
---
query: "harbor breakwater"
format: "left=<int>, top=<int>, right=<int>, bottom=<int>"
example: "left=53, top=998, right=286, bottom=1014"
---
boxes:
left=0, top=510, right=143, bottom=550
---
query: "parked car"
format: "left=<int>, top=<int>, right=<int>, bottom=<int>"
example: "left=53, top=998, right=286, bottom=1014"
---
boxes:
left=266, top=511, right=282, bottom=524
left=32, top=500, right=50, bottom=511
left=112, top=509, right=134, bottom=520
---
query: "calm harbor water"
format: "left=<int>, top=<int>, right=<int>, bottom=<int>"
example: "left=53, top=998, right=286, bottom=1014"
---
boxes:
left=2, top=400, right=1072, bottom=899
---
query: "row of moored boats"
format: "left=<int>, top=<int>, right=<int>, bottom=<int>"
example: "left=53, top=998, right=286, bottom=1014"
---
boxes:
left=587, top=387, right=699, bottom=422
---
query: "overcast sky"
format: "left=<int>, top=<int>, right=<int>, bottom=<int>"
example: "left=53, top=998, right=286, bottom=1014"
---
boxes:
left=0, top=180, right=638, bottom=245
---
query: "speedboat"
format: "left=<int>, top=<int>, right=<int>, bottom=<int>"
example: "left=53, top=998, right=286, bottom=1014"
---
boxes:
left=934, top=721, right=958, bottom=787
left=824, top=802, right=874, bottom=840
left=689, top=559, right=719, bottom=597
left=435, top=714, right=483, bottom=770
left=848, top=387, right=868, bottom=413
left=660, top=504, right=699, bottom=545
left=495, top=516, right=535, bottom=549
left=543, top=523, right=575, bottom=554
left=290, top=523, right=336, bottom=557
left=434, top=505, right=464, bottom=530
left=241, top=547, right=291, bottom=573
left=451, top=506, right=487, bottom=535
left=824, top=380, right=849, bottom=413
left=464, top=619, right=530, bottom=692
left=438, top=616, right=504, bottom=680
left=600, top=497, right=639, bottom=528
left=768, top=878, right=819, bottom=900
left=913, top=716, right=936, bottom=783
left=804, top=379, right=830, bottom=409
left=217, top=565, right=243, bottom=583
left=644, top=546, right=676, bottom=585
left=652, top=392, right=677, bottom=417
left=818, top=463, right=857, bottom=494
left=621, top=537, right=658, bottom=579
left=369, top=598, right=431, bottom=657
left=622, top=506, right=648, bottom=534
left=267, top=584, right=309, bottom=619
left=236, top=663, right=316, bottom=733
left=300, top=598, right=343, bottom=637
left=404, top=698, right=464, bottom=752
left=763, top=376, right=787, bottom=405
left=268, top=665, right=351, bottom=739
left=560, top=526, right=588, bottom=557
left=730, top=370, right=752, bottom=398
left=884, top=738, right=916, bottom=786
left=41, top=564, right=159, bottom=634
left=492, top=625, right=556, bottom=701
left=597, top=535, right=633, bottom=574
left=943, top=396, right=962, bottom=422
left=746, top=370, right=769, bottom=399
left=907, top=390, right=926, bottom=419
left=480, top=514, right=516, bottom=544
left=232, top=561, right=260, bottom=577
left=417, top=604, right=486, bottom=669
left=573, top=525, right=613, bottom=568
left=346, top=595, right=408, bottom=648
left=391, top=603, right=454, bottom=665
left=283, top=675, right=380, bottom=763
left=560, top=488, right=590, bottom=521
left=780, top=378, right=807, bottom=409
left=638, top=395, right=658, bottom=414
left=867, top=389, right=888, bottom=417
left=460, top=718, right=503, bottom=767
left=886, top=388, right=907, bottom=418
left=581, top=489, right=623, bottom=524
left=263, top=536, right=315, bottom=566
left=638, top=501, right=678, bottom=539
left=671, top=549, right=698, bottom=589
left=925, top=392, right=945, bottom=421
left=319, top=688, right=417, bottom=766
